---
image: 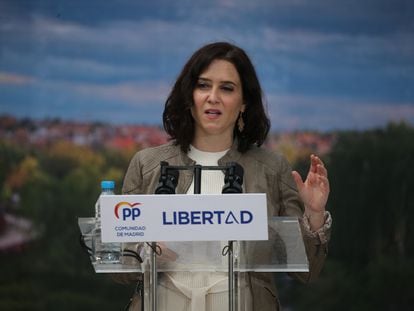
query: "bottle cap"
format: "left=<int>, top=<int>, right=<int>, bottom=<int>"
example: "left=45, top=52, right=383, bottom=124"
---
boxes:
left=101, top=180, right=115, bottom=189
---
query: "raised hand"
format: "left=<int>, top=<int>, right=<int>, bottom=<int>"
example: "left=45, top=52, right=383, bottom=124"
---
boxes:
left=292, top=154, right=330, bottom=231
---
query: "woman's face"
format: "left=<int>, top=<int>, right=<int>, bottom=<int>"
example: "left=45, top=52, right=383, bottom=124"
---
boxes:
left=191, top=59, right=245, bottom=146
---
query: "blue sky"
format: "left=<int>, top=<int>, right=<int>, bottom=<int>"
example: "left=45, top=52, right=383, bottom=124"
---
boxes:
left=0, top=0, right=413, bottom=131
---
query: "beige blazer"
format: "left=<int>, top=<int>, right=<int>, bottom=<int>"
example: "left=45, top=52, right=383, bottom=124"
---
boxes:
left=118, top=141, right=330, bottom=310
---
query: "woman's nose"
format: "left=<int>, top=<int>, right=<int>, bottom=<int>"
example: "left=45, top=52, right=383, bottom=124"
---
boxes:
left=207, top=87, right=220, bottom=104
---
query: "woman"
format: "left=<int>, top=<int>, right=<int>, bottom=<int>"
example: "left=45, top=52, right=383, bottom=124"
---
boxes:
left=119, top=42, right=331, bottom=310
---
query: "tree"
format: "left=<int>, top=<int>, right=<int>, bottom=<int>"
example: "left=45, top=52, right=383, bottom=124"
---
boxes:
left=285, top=122, right=414, bottom=310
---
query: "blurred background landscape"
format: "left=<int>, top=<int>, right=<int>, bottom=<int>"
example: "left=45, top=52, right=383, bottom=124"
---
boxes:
left=1, top=0, right=413, bottom=310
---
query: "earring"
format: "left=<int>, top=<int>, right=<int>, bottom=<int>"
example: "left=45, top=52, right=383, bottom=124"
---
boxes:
left=238, top=112, right=245, bottom=132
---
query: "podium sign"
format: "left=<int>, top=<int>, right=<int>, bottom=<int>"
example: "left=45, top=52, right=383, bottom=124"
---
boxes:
left=100, top=194, right=268, bottom=243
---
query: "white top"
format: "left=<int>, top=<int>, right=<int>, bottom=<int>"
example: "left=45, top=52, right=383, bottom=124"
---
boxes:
left=186, top=145, right=228, bottom=194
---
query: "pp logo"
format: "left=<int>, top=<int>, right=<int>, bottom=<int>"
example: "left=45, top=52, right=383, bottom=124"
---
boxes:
left=114, top=202, right=142, bottom=221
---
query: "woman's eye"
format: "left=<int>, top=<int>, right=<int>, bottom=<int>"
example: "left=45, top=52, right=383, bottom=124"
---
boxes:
left=221, top=85, right=234, bottom=92
left=196, top=82, right=209, bottom=89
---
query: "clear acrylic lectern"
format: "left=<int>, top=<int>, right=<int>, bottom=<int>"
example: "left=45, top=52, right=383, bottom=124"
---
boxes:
left=78, top=216, right=308, bottom=311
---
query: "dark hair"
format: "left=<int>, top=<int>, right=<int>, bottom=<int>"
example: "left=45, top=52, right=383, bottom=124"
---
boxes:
left=163, top=42, right=270, bottom=153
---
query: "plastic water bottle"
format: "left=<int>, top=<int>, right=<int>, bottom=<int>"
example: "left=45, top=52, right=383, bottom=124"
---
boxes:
left=92, top=180, right=121, bottom=264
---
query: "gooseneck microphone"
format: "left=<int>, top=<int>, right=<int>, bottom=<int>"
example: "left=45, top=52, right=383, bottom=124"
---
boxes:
left=222, top=162, right=244, bottom=194
left=155, top=161, right=179, bottom=194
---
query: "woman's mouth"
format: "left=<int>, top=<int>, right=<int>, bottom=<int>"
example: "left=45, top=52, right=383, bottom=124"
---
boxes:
left=205, top=109, right=222, bottom=116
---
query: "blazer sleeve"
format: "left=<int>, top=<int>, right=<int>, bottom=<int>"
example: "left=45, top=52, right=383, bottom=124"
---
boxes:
left=277, top=156, right=331, bottom=283
left=112, top=152, right=145, bottom=285
left=122, top=152, right=144, bottom=195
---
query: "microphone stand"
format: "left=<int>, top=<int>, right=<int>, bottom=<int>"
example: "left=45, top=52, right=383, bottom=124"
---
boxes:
left=221, top=162, right=244, bottom=311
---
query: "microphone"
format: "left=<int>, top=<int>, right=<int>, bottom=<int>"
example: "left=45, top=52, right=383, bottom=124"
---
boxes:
left=222, top=162, right=244, bottom=194
left=155, top=161, right=179, bottom=194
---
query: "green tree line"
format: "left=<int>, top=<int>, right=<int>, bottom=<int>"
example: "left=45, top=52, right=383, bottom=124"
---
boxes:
left=1, top=122, right=413, bottom=310
left=0, top=141, right=138, bottom=310
left=285, top=122, right=414, bottom=311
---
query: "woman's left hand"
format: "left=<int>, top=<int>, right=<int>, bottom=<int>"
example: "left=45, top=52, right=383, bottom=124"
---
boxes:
left=292, top=154, right=330, bottom=231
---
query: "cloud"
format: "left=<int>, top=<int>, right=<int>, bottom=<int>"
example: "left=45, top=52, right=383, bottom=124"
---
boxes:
left=72, top=80, right=170, bottom=106
left=267, top=94, right=414, bottom=130
left=40, top=55, right=151, bottom=80
left=23, top=14, right=413, bottom=67
left=0, top=72, right=36, bottom=85
left=37, top=78, right=170, bottom=107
